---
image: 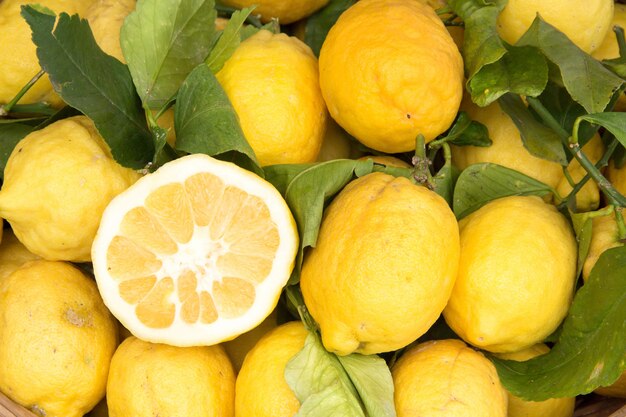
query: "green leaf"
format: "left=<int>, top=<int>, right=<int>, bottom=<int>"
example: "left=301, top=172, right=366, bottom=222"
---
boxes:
left=492, top=246, right=626, bottom=400
left=432, top=162, right=459, bottom=206
left=206, top=7, right=254, bottom=73
left=517, top=16, right=625, bottom=114
left=285, top=333, right=365, bottom=417
left=174, top=64, right=261, bottom=174
left=0, top=124, right=33, bottom=178
left=302, top=0, right=356, bottom=57
left=22, top=6, right=153, bottom=169
left=575, top=113, right=626, bottom=149
left=336, top=354, right=397, bottom=417
left=440, top=111, right=491, bottom=147
left=570, top=211, right=594, bottom=278
left=121, top=0, right=217, bottom=108
left=453, top=163, right=554, bottom=219
left=498, top=93, right=567, bottom=164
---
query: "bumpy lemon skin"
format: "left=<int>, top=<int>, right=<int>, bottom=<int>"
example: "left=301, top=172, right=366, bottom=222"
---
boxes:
left=0, top=116, right=141, bottom=262
left=495, top=344, right=575, bottom=417
left=0, top=0, right=95, bottom=106
left=0, top=228, right=40, bottom=280
left=219, top=0, right=329, bottom=24
left=301, top=172, right=460, bottom=356
left=235, top=322, right=307, bottom=417
left=0, top=260, right=118, bottom=417
left=444, top=196, right=577, bottom=353
left=392, top=339, right=508, bottom=417
left=107, top=337, right=235, bottom=417
left=217, top=30, right=327, bottom=166
left=319, top=0, right=464, bottom=153
left=496, top=0, right=613, bottom=54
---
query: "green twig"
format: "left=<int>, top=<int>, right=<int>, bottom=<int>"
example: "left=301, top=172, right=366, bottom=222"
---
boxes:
left=0, top=70, right=45, bottom=116
left=411, top=134, right=434, bottom=189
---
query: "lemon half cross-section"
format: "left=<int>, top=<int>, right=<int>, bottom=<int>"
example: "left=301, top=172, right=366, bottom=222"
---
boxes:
left=92, top=154, right=298, bottom=347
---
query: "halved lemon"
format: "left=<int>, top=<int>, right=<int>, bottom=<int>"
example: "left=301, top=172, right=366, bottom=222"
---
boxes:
left=91, top=154, right=298, bottom=346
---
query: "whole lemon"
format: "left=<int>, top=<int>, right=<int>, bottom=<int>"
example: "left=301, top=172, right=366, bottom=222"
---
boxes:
left=219, top=0, right=329, bottom=24
left=496, top=0, right=613, bottom=53
left=0, top=228, right=40, bottom=280
left=235, top=321, right=307, bottom=417
left=217, top=30, right=327, bottom=166
left=0, top=116, right=141, bottom=262
left=494, top=344, right=575, bottom=417
left=107, top=336, right=235, bottom=417
left=0, top=0, right=95, bottom=106
left=592, top=4, right=626, bottom=111
left=301, top=172, right=460, bottom=356
left=0, top=260, right=118, bottom=417
left=85, top=0, right=136, bottom=63
left=392, top=339, right=508, bottom=417
left=319, top=0, right=463, bottom=153
left=444, top=196, right=577, bottom=353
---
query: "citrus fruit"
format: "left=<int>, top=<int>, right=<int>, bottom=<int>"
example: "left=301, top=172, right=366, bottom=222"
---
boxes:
left=0, top=0, right=94, bottom=106
left=0, top=228, right=40, bottom=280
left=107, top=336, right=235, bottom=417
left=392, top=339, right=508, bottom=417
left=444, top=196, right=577, bottom=353
left=417, top=0, right=464, bottom=50
left=607, top=159, right=626, bottom=197
left=0, top=260, right=118, bottom=417
left=223, top=309, right=279, bottom=372
left=219, top=0, right=329, bottom=24
left=319, top=0, right=464, bottom=153
left=86, top=0, right=136, bottom=63
left=583, top=212, right=624, bottom=281
left=494, top=344, right=576, bottom=417
left=496, top=0, right=613, bottom=53
left=316, top=118, right=354, bottom=162
left=300, top=172, right=460, bottom=355
left=235, top=321, right=307, bottom=417
left=217, top=30, right=327, bottom=166
left=0, top=116, right=140, bottom=262
left=91, top=153, right=298, bottom=346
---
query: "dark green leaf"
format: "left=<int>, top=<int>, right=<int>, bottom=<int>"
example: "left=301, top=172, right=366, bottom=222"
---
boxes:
left=498, top=93, right=567, bottom=164
left=0, top=124, right=33, bottom=178
left=206, top=7, right=254, bottom=73
left=22, top=7, right=153, bottom=169
left=174, top=64, right=261, bottom=174
left=517, top=17, right=624, bottom=114
left=453, top=163, right=554, bottom=219
left=492, top=246, right=626, bottom=400
left=441, top=111, right=491, bottom=147
left=302, top=0, right=356, bottom=57
left=121, top=0, right=216, bottom=108
left=576, top=113, right=626, bottom=149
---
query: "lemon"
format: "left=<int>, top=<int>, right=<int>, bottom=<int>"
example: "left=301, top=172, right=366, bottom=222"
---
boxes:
left=0, top=260, right=118, bottom=417
left=583, top=212, right=624, bottom=281
left=392, top=339, right=508, bottom=417
left=219, top=0, right=329, bottom=24
left=417, top=0, right=464, bottom=50
left=319, top=0, right=463, bottom=153
left=0, top=116, right=140, bottom=262
left=444, top=196, right=577, bottom=353
left=607, top=159, right=626, bottom=197
left=496, top=0, right=613, bottom=53
left=316, top=118, right=353, bottom=162
left=217, top=30, right=326, bottom=166
left=494, top=344, right=575, bottom=417
left=0, top=0, right=95, bottom=106
left=235, top=321, right=307, bottom=416
left=223, top=309, right=279, bottom=372
left=107, top=336, right=235, bottom=417
left=301, top=172, right=460, bottom=355
left=91, top=153, right=298, bottom=346
left=593, top=4, right=626, bottom=111
left=86, top=0, right=136, bottom=63
left=0, top=228, right=40, bottom=280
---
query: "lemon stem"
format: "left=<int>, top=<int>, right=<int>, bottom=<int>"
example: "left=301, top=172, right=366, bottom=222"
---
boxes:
left=412, top=134, right=434, bottom=189
left=0, top=70, right=45, bottom=116
left=526, top=97, right=626, bottom=208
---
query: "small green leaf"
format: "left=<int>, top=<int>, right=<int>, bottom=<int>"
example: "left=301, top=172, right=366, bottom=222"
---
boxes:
left=517, top=16, right=625, bottom=114
left=491, top=246, right=626, bottom=400
left=0, top=124, right=33, bottom=178
left=453, top=163, right=554, bottom=219
left=302, top=0, right=356, bottom=56
left=575, top=113, right=626, bottom=149
left=285, top=332, right=365, bottom=417
left=121, top=0, right=217, bottom=108
left=174, top=64, right=261, bottom=174
left=206, top=7, right=254, bottom=73
left=22, top=6, right=154, bottom=169
left=336, top=354, right=397, bottom=417
left=498, top=93, right=567, bottom=164
left=440, top=111, right=491, bottom=147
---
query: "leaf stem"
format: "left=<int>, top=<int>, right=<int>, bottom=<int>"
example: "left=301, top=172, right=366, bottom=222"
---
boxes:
left=0, top=70, right=45, bottom=116
left=411, top=134, right=434, bottom=189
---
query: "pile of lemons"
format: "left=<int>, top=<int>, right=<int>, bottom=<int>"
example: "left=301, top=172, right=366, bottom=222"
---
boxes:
left=0, top=0, right=624, bottom=416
